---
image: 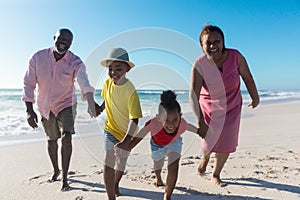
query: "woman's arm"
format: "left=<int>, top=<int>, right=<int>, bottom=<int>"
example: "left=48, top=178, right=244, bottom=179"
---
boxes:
left=238, top=53, right=260, bottom=108
left=189, top=60, right=209, bottom=135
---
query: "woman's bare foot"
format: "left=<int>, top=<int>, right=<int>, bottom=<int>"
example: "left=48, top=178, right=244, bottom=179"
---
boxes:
left=197, top=158, right=209, bottom=174
left=212, top=175, right=226, bottom=187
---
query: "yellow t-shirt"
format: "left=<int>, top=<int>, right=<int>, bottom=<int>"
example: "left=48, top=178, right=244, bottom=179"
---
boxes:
left=101, top=78, right=143, bottom=141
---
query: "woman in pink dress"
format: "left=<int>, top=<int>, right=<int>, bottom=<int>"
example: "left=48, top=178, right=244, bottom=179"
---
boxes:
left=190, top=25, right=260, bottom=186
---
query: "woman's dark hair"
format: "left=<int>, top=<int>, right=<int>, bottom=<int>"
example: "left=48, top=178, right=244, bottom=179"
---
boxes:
left=159, top=90, right=181, bottom=114
left=199, top=25, right=225, bottom=50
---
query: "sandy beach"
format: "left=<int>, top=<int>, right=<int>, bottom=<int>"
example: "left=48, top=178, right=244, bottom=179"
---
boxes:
left=1, top=100, right=299, bottom=200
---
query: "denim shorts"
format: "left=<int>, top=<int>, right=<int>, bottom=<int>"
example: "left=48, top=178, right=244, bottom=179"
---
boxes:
left=104, top=130, right=120, bottom=150
left=150, top=137, right=182, bottom=161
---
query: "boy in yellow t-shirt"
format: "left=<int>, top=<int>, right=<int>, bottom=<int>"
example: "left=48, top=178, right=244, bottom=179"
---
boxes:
left=96, top=48, right=142, bottom=200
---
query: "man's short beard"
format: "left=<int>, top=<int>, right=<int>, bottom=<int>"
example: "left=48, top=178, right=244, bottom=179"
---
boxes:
left=54, top=46, right=67, bottom=55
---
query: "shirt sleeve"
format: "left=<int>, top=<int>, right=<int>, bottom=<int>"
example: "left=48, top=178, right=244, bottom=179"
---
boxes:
left=179, top=118, right=189, bottom=134
left=101, top=79, right=108, bottom=99
left=144, top=119, right=152, bottom=132
left=128, top=90, right=143, bottom=119
left=22, top=55, right=37, bottom=103
left=74, top=57, right=95, bottom=101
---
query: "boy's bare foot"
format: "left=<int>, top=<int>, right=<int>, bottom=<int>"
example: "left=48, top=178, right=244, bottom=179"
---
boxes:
left=49, top=170, right=60, bottom=182
left=163, top=193, right=171, bottom=200
left=197, top=159, right=209, bottom=174
left=155, top=175, right=164, bottom=187
left=212, top=176, right=226, bottom=187
left=115, top=184, right=120, bottom=197
left=154, top=181, right=165, bottom=187
left=61, top=181, right=71, bottom=191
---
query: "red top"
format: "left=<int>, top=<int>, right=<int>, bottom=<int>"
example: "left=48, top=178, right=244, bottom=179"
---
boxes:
left=145, top=117, right=188, bottom=146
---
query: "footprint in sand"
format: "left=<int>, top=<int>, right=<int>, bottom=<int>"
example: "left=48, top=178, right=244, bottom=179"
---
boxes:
left=180, top=159, right=195, bottom=166
left=68, top=171, right=76, bottom=175
left=28, top=175, right=43, bottom=181
left=28, top=173, right=50, bottom=182
left=92, top=170, right=103, bottom=175
left=253, top=171, right=264, bottom=175
left=127, top=171, right=160, bottom=185
left=27, top=172, right=58, bottom=185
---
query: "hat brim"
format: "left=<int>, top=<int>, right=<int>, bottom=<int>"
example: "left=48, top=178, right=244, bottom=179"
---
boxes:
left=100, top=59, right=135, bottom=68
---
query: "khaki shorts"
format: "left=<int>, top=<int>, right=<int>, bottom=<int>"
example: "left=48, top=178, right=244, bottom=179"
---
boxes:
left=41, top=105, right=77, bottom=140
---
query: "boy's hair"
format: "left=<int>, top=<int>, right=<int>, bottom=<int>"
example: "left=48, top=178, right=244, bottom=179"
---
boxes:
left=159, top=90, right=181, bottom=114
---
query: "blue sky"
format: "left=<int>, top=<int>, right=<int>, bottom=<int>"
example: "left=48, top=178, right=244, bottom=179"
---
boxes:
left=1, top=0, right=299, bottom=90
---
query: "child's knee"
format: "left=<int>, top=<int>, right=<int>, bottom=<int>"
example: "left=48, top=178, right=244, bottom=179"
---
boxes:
left=115, top=157, right=128, bottom=171
left=167, top=152, right=181, bottom=165
left=104, top=150, right=116, bottom=168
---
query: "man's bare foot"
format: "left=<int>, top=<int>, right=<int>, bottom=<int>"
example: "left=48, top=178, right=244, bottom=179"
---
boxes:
left=49, top=170, right=60, bottom=182
left=212, top=176, right=226, bottom=187
left=197, top=159, right=209, bottom=175
left=61, top=181, right=71, bottom=191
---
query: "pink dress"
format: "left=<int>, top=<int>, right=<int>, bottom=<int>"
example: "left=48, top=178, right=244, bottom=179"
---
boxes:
left=196, top=49, right=242, bottom=153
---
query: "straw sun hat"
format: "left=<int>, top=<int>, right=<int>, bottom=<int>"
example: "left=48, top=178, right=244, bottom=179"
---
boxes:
left=100, top=48, right=135, bottom=68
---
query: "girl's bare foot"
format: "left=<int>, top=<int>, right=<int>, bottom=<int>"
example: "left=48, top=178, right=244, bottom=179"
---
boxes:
left=212, top=175, right=226, bottom=187
left=197, top=159, right=209, bottom=174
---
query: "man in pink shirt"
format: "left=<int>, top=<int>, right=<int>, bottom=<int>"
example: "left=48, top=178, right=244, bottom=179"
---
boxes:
left=22, top=28, right=99, bottom=191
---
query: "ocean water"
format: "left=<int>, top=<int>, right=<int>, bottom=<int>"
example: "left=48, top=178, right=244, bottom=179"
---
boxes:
left=1, top=88, right=300, bottom=137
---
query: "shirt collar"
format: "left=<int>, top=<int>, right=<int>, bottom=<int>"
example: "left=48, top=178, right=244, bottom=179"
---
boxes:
left=49, top=47, right=70, bottom=62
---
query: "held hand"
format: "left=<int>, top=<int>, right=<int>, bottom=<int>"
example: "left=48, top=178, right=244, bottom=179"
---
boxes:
left=114, top=142, right=131, bottom=158
left=94, top=102, right=102, bottom=116
left=27, top=110, right=38, bottom=129
left=87, top=101, right=98, bottom=118
left=197, top=122, right=209, bottom=139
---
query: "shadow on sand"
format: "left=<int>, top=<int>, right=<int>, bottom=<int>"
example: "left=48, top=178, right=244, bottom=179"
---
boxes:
left=68, top=178, right=106, bottom=193
left=224, top=177, right=300, bottom=195
left=173, top=185, right=270, bottom=200
left=69, top=177, right=272, bottom=200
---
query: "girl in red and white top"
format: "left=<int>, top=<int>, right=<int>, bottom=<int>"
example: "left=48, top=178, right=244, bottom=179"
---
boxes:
left=115, top=90, right=203, bottom=200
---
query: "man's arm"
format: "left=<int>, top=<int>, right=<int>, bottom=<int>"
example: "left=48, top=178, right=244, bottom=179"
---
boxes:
left=85, top=92, right=98, bottom=117
left=238, top=53, right=260, bottom=108
left=25, top=101, right=38, bottom=129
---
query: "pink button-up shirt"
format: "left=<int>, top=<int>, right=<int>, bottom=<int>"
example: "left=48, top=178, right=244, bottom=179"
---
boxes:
left=22, top=47, right=95, bottom=120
